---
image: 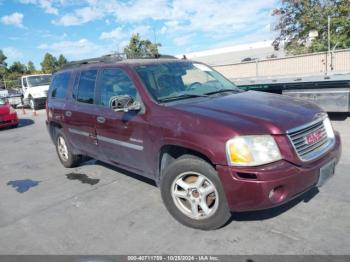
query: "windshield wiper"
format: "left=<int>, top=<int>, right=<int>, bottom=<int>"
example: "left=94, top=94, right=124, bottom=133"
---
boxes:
left=158, top=93, right=208, bottom=103
left=204, top=89, right=241, bottom=96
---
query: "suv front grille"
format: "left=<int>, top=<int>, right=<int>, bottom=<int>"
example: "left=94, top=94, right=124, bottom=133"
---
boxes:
left=287, top=117, right=335, bottom=161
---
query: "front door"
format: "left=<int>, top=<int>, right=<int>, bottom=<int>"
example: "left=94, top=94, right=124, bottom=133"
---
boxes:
left=94, top=67, right=152, bottom=177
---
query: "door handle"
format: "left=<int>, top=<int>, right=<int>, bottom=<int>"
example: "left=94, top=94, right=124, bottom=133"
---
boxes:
left=97, top=116, right=106, bottom=124
left=65, top=111, right=72, bottom=117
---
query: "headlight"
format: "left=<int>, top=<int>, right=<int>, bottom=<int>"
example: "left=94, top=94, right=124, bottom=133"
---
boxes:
left=226, top=135, right=282, bottom=166
left=323, top=118, right=335, bottom=139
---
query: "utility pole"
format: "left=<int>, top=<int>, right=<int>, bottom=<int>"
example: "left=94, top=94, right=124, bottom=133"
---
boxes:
left=153, top=27, right=157, bottom=45
left=327, top=15, right=331, bottom=74
left=331, top=42, right=339, bottom=71
left=0, top=64, right=6, bottom=89
left=328, top=16, right=331, bottom=54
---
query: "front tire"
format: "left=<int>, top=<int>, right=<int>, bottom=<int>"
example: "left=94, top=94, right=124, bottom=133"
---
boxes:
left=55, top=129, right=81, bottom=168
left=160, top=155, right=231, bottom=230
left=29, top=98, right=39, bottom=110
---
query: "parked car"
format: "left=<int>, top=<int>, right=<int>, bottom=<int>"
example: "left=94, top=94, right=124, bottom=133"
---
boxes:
left=21, top=74, right=52, bottom=110
left=0, top=88, right=22, bottom=108
left=0, top=97, right=18, bottom=128
left=46, top=55, right=341, bottom=230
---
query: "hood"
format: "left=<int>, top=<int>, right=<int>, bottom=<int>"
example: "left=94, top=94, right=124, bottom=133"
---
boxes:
left=27, top=85, right=49, bottom=93
left=172, top=91, right=323, bottom=135
left=0, top=103, right=10, bottom=115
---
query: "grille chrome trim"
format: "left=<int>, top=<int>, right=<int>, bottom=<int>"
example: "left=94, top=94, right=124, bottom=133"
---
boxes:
left=287, top=117, right=335, bottom=162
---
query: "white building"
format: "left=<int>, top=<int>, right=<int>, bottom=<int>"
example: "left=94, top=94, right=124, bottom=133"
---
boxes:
left=177, top=41, right=285, bottom=66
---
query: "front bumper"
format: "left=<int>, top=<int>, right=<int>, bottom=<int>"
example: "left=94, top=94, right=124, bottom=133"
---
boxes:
left=24, top=97, right=47, bottom=108
left=0, top=113, right=18, bottom=128
left=217, top=132, right=341, bottom=212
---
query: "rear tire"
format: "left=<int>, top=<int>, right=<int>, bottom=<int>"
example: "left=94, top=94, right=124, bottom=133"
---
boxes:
left=55, top=129, right=81, bottom=168
left=160, top=155, right=231, bottom=230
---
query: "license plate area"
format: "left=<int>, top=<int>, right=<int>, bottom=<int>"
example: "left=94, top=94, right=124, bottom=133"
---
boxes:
left=317, top=159, right=336, bottom=187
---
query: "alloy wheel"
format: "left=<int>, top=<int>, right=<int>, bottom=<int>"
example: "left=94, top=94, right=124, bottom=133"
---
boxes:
left=57, top=136, right=69, bottom=162
left=171, top=171, right=219, bottom=220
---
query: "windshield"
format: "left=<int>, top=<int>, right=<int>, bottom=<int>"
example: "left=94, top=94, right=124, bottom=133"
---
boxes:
left=135, top=61, right=239, bottom=102
left=0, top=98, right=6, bottom=105
left=26, top=75, right=52, bottom=87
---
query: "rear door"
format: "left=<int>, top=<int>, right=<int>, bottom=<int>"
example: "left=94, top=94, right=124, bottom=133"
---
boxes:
left=47, top=71, right=72, bottom=136
left=94, top=67, right=152, bottom=176
left=63, top=69, right=101, bottom=158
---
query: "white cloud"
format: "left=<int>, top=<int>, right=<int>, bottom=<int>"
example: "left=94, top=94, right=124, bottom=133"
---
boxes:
left=114, top=0, right=171, bottom=22
left=22, top=0, right=277, bottom=53
left=19, top=0, right=59, bottom=15
left=37, top=39, right=107, bottom=59
left=166, top=0, right=277, bottom=35
left=100, top=27, right=128, bottom=41
left=1, top=12, right=24, bottom=28
left=100, top=25, right=150, bottom=43
left=130, top=25, right=151, bottom=36
left=2, top=47, right=23, bottom=60
left=53, top=5, right=104, bottom=25
left=50, top=0, right=276, bottom=37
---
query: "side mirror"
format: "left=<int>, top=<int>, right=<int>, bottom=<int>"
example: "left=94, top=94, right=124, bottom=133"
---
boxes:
left=109, top=95, right=141, bottom=112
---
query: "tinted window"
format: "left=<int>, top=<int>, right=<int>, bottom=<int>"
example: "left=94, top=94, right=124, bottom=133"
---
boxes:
left=99, top=69, right=138, bottom=107
left=51, top=72, right=70, bottom=99
left=76, top=70, right=97, bottom=104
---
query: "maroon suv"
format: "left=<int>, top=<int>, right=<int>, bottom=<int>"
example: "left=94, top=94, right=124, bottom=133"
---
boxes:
left=46, top=55, right=341, bottom=230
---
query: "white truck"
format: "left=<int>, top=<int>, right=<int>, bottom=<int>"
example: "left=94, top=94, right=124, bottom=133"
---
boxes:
left=21, top=74, right=52, bottom=109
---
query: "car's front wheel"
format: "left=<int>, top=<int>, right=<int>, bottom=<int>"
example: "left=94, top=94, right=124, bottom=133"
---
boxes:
left=55, top=129, right=81, bottom=168
left=29, top=98, right=39, bottom=110
left=160, top=155, right=231, bottom=230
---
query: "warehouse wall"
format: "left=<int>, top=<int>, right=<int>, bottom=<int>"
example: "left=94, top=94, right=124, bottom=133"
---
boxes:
left=213, top=49, right=350, bottom=80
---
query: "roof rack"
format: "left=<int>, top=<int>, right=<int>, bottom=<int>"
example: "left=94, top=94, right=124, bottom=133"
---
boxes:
left=61, top=53, right=126, bottom=70
left=61, top=53, right=178, bottom=70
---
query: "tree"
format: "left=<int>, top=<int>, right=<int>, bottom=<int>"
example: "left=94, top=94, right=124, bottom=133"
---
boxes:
left=57, top=54, right=68, bottom=68
left=41, top=53, right=58, bottom=73
left=9, top=61, right=27, bottom=74
left=27, top=61, right=36, bottom=74
left=124, top=33, right=161, bottom=58
left=0, top=50, right=7, bottom=67
left=0, top=50, right=7, bottom=80
left=272, top=0, right=350, bottom=54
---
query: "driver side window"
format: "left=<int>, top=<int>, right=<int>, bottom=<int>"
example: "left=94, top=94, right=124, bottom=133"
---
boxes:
left=98, top=68, right=138, bottom=107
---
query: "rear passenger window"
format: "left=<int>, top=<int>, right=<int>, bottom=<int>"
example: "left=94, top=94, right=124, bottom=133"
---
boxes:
left=99, top=68, right=138, bottom=107
left=75, top=70, right=97, bottom=104
left=51, top=72, right=70, bottom=99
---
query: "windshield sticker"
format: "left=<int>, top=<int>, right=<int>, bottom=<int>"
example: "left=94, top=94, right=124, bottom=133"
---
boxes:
left=194, top=63, right=212, bottom=72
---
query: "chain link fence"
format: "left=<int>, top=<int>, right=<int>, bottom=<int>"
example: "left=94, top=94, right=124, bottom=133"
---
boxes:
left=0, top=78, right=21, bottom=90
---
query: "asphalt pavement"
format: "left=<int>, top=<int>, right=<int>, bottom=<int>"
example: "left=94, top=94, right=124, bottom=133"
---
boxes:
left=0, top=109, right=349, bottom=255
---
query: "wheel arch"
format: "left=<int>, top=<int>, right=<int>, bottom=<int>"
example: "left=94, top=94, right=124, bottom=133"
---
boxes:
left=158, top=144, right=216, bottom=183
left=48, top=121, right=63, bottom=142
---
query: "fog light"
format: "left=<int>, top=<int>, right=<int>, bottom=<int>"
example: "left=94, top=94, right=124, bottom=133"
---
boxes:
left=269, top=186, right=286, bottom=203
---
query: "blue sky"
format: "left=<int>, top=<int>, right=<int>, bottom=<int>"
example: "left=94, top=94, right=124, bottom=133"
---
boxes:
left=0, top=0, right=278, bottom=68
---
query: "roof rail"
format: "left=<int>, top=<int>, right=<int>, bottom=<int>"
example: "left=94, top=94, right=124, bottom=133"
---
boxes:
left=60, top=53, right=178, bottom=70
left=61, top=53, right=126, bottom=70
left=124, top=54, right=178, bottom=59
